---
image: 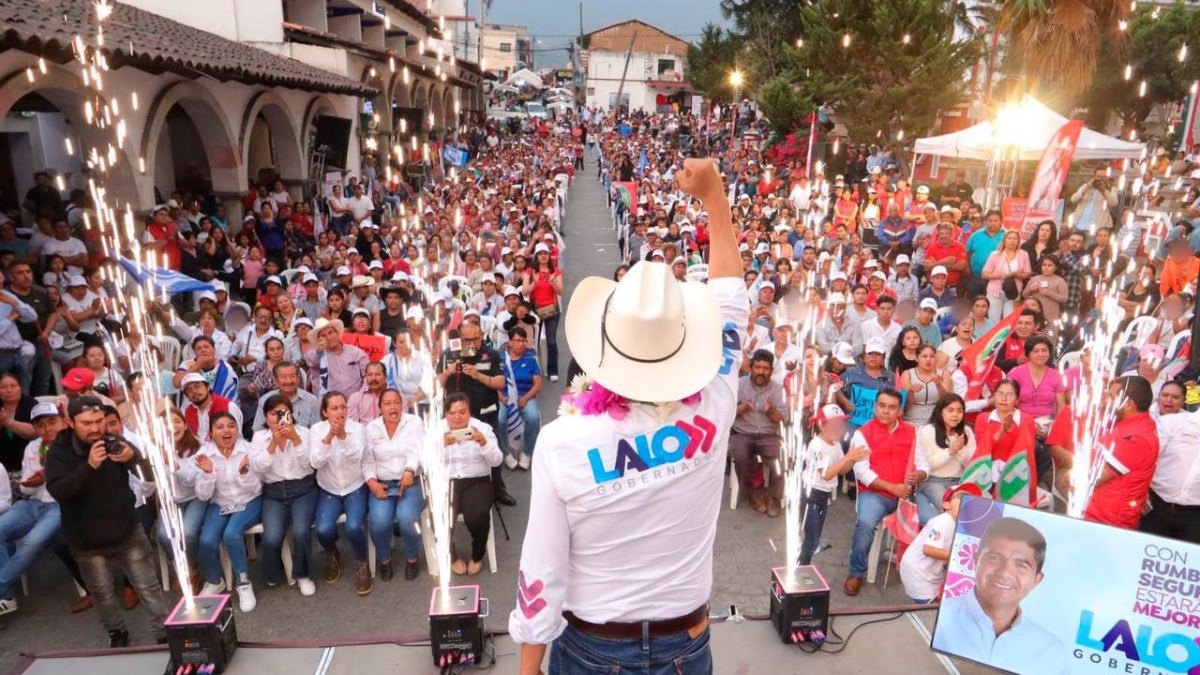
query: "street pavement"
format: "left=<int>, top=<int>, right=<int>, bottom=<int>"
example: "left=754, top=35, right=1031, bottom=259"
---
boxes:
left=0, top=150, right=918, bottom=672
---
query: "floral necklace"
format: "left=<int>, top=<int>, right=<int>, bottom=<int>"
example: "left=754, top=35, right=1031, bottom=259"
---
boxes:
left=558, top=375, right=702, bottom=423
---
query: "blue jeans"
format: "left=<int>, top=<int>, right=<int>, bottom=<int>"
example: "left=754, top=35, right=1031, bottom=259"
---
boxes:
left=155, top=498, right=208, bottom=563
left=315, top=485, right=369, bottom=562
left=0, top=500, right=61, bottom=598
left=498, top=398, right=541, bottom=456
left=542, top=314, right=560, bottom=378
left=916, top=477, right=956, bottom=528
left=550, top=624, right=712, bottom=675
left=849, top=491, right=898, bottom=578
left=367, top=482, right=423, bottom=563
left=260, top=477, right=318, bottom=584
left=198, top=498, right=263, bottom=585
left=799, top=489, right=831, bottom=566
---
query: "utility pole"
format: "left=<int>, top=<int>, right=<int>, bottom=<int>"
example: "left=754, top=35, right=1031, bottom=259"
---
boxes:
left=613, top=29, right=638, bottom=111
left=576, top=1, right=584, bottom=101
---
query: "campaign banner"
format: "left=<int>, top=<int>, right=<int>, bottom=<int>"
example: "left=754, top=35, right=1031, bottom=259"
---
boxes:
left=1020, top=119, right=1084, bottom=240
left=846, top=384, right=907, bottom=428
left=613, top=181, right=638, bottom=209
left=930, top=495, right=1200, bottom=675
left=441, top=145, right=469, bottom=169
left=341, top=332, right=388, bottom=361
left=1001, top=197, right=1028, bottom=231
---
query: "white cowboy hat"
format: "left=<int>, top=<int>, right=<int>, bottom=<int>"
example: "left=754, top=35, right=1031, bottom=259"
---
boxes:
left=310, top=317, right=345, bottom=347
left=566, top=261, right=721, bottom=403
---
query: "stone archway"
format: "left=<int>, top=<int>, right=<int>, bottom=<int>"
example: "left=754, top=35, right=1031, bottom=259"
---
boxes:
left=140, top=80, right=240, bottom=205
left=240, top=91, right=304, bottom=190
left=0, top=65, right=139, bottom=212
left=443, top=88, right=456, bottom=132
left=412, top=79, right=431, bottom=138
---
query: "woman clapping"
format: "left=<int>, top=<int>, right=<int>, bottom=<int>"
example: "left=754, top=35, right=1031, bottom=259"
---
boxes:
left=363, top=389, right=425, bottom=581
left=309, top=392, right=372, bottom=595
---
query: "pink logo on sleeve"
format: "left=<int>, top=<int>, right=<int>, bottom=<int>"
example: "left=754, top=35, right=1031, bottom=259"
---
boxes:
left=518, top=571, right=547, bottom=619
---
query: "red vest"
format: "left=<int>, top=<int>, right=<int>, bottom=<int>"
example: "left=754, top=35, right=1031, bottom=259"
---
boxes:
left=184, top=394, right=232, bottom=440
left=856, top=419, right=916, bottom=496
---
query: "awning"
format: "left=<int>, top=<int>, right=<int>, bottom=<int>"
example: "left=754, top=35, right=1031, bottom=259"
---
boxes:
left=647, top=80, right=692, bottom=90
left=0, top=0, right=377, bottom=97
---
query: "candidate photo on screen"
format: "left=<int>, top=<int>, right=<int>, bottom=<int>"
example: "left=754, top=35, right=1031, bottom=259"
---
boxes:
left=932, top=517, right=1068, bottom=675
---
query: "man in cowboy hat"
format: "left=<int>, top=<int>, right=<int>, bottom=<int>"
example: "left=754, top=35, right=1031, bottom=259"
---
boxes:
left=509, top=158, right=746, bottom=674
left=305, top=318, right=368, bottom=397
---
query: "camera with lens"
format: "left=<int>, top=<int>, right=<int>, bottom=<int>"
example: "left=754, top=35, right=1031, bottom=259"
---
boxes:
left=444, top=329, right=479, bottom=374
left=103, top=433, right=128, bottom=456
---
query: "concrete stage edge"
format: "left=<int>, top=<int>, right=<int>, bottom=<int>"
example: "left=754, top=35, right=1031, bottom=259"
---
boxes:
left=13, top=611, right=993, bottom=675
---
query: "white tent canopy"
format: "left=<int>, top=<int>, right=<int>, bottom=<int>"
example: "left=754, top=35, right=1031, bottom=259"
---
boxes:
left=504, top=68, right=543, bottom=89
left=913, top=96, right=1145, bottom=161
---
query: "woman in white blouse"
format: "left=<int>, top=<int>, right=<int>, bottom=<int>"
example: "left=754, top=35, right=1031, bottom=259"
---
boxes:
left=155, top=408, right=207, bottom=591
left=914, top=393, right=976, bottom=526
left=195, top=412, right=263, bottom=612
left=250, top=394, right=317, bottom=597
left=309, top=391, right=372, bottom=595
left=383, top=329, right=427, bottom=413
left=440, top=393, right=504, bottom=576
left=363, top=388, right=425, bottom=581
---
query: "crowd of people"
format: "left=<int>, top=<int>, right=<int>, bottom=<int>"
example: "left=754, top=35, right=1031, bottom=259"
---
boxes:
left=3, top=96, right=1200, bottom=652
left=597, top=106, right=1199, bottom=603
left=0, top=111, right=581, bottom=647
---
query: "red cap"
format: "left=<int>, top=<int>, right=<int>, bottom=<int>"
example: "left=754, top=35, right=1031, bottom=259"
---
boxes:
left=61, top=367, right=95, bottom=391
left=944, top=483, right=984, bottom=503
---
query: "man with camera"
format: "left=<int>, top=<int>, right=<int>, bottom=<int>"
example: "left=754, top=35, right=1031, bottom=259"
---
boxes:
left=44, top=396, right=168, bottom=647
left=437, top=321, right=516, bottom=507
left=1069, top=167, right=1117, bottom=234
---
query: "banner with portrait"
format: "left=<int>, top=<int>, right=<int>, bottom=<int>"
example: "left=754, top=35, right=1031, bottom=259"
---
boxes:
left=930, top=495, right=1200, bottom=675
left=1020, top=119, right=1084, bottom=240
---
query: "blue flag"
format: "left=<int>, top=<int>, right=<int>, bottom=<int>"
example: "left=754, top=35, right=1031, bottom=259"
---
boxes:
left=118, top=255, right=217, bottom=294
left=441, top=145, right=469, bottom=168
left=637, top=149, right=648, bottom=173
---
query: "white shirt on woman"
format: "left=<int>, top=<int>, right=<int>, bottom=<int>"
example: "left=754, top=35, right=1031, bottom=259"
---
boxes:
left=438, top=418, right=503, bottom=480
left=249, top=426, right=313, bottom=484
left=308, top=418, right=367, bottom=496
left=193, top=440, right=263, bottom=512
left=362, top=414, right=425, bottom=481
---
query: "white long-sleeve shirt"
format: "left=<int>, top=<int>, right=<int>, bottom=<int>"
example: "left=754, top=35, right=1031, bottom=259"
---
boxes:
left=170, top=452, right=201, bottom=504
left=19, top=438, right=55, bottom=503
left=193, top=440, right=263, bottom=512
left=249, top=427, right=313, bottom=483
left=363, top=414, right=425, bottom=481
left=231, top=325, right=283, bottom=364
left=508, top=276, right=748, bottom=645
left=914, top=424, right=975, bottom=479
left=308, top=419, right=367, bottom=496
left=439, top=418, right=503, bottom=479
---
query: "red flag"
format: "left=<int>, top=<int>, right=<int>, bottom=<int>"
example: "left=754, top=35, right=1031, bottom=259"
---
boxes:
left=958, top=307, right=1022, bottom=399
left=1020, top=119, right=1084, bottom=240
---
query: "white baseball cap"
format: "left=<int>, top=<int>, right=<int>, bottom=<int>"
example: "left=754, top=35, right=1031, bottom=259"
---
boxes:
left=336, top=266, right=351, bottom=276
left=368, top=260, right=384, bottom=270
left=870, top=270, right=886, bottom=281
left=930, top=265, right=948, bottom=277
left=67, top=275, right=87, bottom=288
left=865, top=338, right=887, bottom=355
left=919, top=298, right=938, bottom=311
left=828, top=292, right=848, bottom=305
left=830, top=271, right=847, bottom=282
left=265, top=275, right=282, bottom=286
left=940, top=204, right=955, bottom=213
left=916, top=185, right=930, bottom=194
left=833, top=342, right=856, bottom=366
left=896, top=254, right=911, bottom=265
left=302, top=273, right=319, bottom=284
left=196, top=290, right=217, bottom=304
left=503, top=285, right=520, bottom=298
left=181, top=373, right=208, bottom=388
left=864, top=259, right=879, bottom=269
left=391, top=271, right=409, bottom=283
left=534, top=243, right=551, bottom=255
left=818, top=403, right=848, bottom=423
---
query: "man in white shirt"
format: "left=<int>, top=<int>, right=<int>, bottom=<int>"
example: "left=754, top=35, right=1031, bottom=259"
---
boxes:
left=41, top=219, right=89, bottom=277
left=510, top=158, right=746, bottom=673
left=1140, top=407, right=1200, bottom=543
left=62, top=275, right=103, bottom=337
left=345, top=183, right=374, bottom=227
left=931, top=517, right=1068, bottom=675
left=230, top=305, right=283, bottom=372
left=860, top=295, right=902, bottom=354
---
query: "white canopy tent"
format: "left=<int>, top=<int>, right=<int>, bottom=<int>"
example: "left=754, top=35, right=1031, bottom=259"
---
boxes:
left=504, top=68, right=544, bottom=89
left=913, top=96, right=1146, bottom=161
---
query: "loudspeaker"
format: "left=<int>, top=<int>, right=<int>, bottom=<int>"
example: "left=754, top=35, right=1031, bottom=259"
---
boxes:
left=394, top=106, right=425, bottom=136
left=313, top=115, right=352, bottom=169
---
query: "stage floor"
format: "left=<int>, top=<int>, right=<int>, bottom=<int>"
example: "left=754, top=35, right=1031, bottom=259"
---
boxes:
left=15, top=611, right=993, bottom=675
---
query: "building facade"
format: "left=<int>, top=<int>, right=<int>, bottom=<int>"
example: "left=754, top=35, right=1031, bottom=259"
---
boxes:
left=480, top=23, right=533, bottom=79
left=582, top=20, right=691, bottom=112
left=0, top=0, right=483, bottom=219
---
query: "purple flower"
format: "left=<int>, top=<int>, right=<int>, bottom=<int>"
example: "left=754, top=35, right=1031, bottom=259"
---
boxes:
left=578, top=383, right=630, bottom=420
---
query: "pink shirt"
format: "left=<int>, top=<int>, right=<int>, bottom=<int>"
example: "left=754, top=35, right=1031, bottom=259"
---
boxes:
left=347, top=385, right=382, bottom=424
left=1007, top=364, right=1064, bottom=419
left=242, top=259, right=264, bottom=290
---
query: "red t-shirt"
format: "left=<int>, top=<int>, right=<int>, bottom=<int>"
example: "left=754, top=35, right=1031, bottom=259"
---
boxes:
left=1085, top=412, right=1159, bottom=529
left=924, top=240, right=968, bottom=285
left=145, top=222, right=181, bottom=270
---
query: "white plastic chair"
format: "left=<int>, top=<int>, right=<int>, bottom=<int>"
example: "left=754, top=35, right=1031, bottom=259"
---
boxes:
left=158, top=336, right=183, bottom=373
left=220, top=523, right=293, bottom=589
left=1168, top=329, right=1191, bottom=361
left=420, top=506, right=497, bottom=576
left=1058, top=350, right=1082, bottom=371
left=1120, top=315, right=1159, bottom=350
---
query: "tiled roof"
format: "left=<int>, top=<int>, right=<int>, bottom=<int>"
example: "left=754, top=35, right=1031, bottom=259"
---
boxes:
left=0, top=0, right=377, bottom=97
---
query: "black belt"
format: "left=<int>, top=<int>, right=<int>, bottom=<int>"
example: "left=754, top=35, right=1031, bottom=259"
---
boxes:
left=1150, top=491, right=1200, bottom=514
left=564, top=604, right=708, bottom=640
left=0, top=347, right=21, bottom=355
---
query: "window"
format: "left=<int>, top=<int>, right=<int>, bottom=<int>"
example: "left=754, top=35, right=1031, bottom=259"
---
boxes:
left=499, top=43, right=512, bottom=53
left=657, top=59, right=676, bottom=76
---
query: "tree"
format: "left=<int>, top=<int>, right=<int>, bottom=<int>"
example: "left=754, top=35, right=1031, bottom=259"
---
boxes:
left=719, top=0, right=806, bottom=82
left=756, top=76, right=812, bottom=137
left=998, top=0, right=1132, bottom=99
left=1081, top=2, right=1200, bottom=133
left=787, top=0, right=980, bottom=143
left=685, top=23, right=744, bottom=104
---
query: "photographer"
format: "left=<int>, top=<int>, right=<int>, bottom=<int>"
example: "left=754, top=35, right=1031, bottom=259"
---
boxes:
left=44, top=396, right=168, bottom=647
left=437, top=322, right=516, bottom=507
left=440, top=393, right=504, bottom=576
left=1069, top=167, right=1117, bottom=234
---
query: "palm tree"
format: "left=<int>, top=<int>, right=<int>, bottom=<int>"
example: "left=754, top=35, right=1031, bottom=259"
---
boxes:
left=946, top=0, right=1001, bottom=36
left=998, top=0, right=1132, bottom=98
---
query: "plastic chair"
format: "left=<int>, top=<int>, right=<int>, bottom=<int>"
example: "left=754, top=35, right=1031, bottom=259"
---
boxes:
left=1168, top=329, right=1191, bottom=361
left=419, top=506, right=497, bottom=576
left=158, top=336, right=183, bottom=373
left=1058, top=351, right=1081, bottom=371
left=1120, top=316, right=1158, bottom=350
left=221, top=523, right=292, bottom=589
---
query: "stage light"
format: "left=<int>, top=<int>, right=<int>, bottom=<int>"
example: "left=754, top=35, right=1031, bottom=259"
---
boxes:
left=769, top=566, right=830, bottom=645
left=429, top=585, right=484, bottom=667
left=165, top=594, right=238, bottom=672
